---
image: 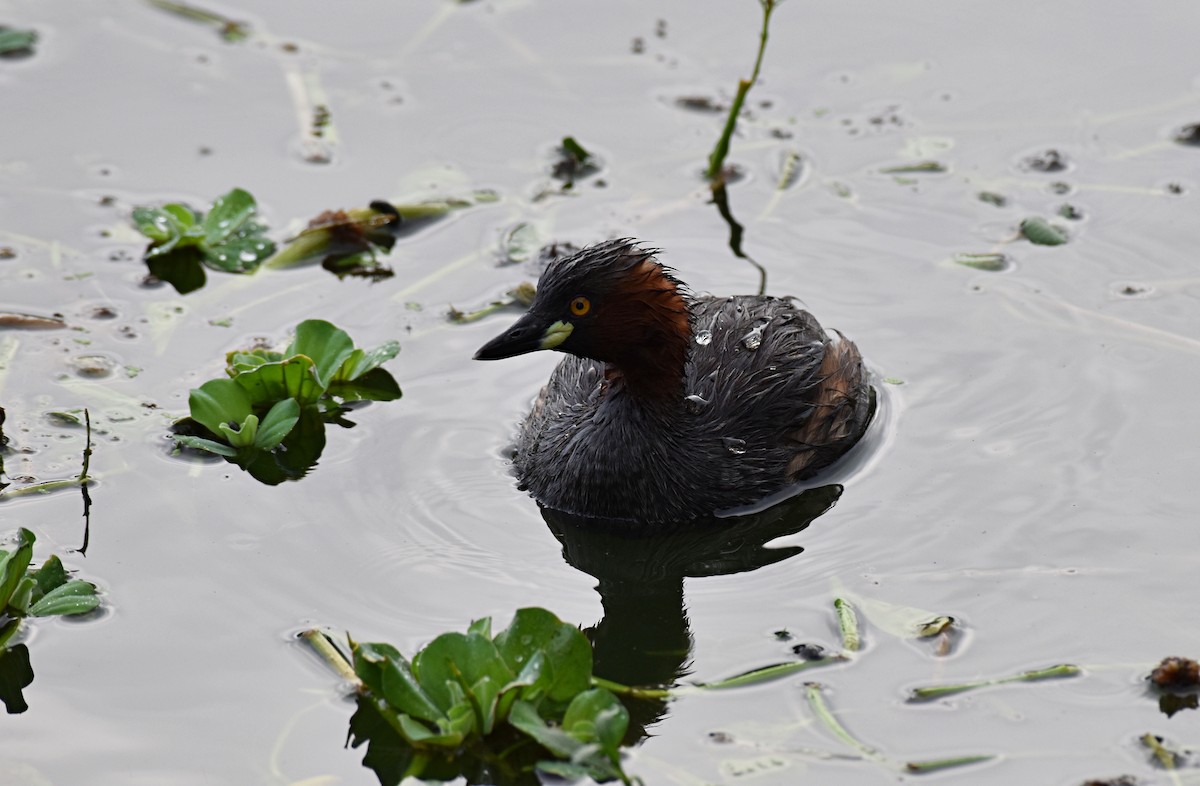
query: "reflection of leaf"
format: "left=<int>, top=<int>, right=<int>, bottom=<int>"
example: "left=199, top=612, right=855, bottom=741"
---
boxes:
left=327, top=368, right=401, bottom=402
left=146, top=247, right=207, bottom=295
left=0, top=644, right=34, bottom=714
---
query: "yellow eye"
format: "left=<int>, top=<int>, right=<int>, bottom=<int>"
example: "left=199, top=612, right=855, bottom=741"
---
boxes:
left=569, top=296, right=591, bottom=317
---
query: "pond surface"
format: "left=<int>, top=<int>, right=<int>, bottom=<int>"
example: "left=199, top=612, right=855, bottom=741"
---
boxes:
left=3, top=1, right=1200, bottom=784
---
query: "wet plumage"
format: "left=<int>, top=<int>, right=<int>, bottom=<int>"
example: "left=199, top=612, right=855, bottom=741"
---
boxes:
left=475, top=239, right=873, bottom=523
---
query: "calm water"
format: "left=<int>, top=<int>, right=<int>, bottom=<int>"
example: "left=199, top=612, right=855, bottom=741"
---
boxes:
left=3, top=1, right=1200, bottom=784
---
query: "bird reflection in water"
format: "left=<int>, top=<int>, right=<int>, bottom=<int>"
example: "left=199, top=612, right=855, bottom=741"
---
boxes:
left=540, top=483, right=843, bottom=738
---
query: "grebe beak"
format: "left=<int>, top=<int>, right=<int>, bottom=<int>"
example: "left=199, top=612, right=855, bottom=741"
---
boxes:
left=474, top=312, right=574, bottom=360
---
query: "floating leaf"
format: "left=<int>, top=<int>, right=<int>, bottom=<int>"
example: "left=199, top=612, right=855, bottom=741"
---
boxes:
left=188, top=378, right=254, bottom=437
left=320, top=609, right=636, bottom=783
left=253, top=398, right=301, bottom=450
left=286, top=320, right=355, bottom=389
left=174, top=435, right=238, bottom=456
left=231, top=356, right=324, bottom=408
left=31, top=555, right=69, bottom=596
left=0, top=27, right=38, bottom=58
left=28, top=580, right=99, bottom=617
left=0, top=529, right=35, bottom=610
left=1020, top=217, right=1069, bottom=246
left=494, top=607, right=592, bottom=702
left=954, top=252, right=1009, bottom=271
left=132, top=188, right=274, bottom=290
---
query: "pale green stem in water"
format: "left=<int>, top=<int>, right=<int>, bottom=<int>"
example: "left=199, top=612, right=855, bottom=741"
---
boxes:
left=301, top=629, right=362, bottom=688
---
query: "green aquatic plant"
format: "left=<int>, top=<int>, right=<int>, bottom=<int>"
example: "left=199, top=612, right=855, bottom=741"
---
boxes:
left=144, top=0, right=249, bottom=42
left=551, top=136, right=600, bottom=190
left=907, top=662, right=1081, bottom=702
left=264, top=195, right=495, bottom=271
left=705, top=0, right=779, bottom=183
left=1, top=528, right=99, bottom=624
left=0, top=26, right=37, bottom=58
left=1019, top=216, right=1070, bottom=246
left=305, top=608, right=635, bottom=784
left=175, top=320, right=400, bottom=482
left=133, top=187, right=275, bottom=293
left=1, top=527, right=101, bottom=712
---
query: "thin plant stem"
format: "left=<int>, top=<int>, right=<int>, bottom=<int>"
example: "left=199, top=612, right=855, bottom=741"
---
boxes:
left=804, top=682, right=886, bottom=763
left=706, top=0, right=779, bottom=182
left=301, top=629, right=362, bottom=688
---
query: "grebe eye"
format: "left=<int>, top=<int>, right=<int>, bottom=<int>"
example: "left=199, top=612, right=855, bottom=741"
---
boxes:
left=569, top=296, right=591, bottom=317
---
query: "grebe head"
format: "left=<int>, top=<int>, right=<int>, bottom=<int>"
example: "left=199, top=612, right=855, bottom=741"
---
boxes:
left=474, top=239, right=691, bottom=398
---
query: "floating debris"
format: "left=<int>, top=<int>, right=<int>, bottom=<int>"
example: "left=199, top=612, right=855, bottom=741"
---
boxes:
left=1150, top=656, right=1200, bottom=689
left=1173, top=123, right=1200, bottom=146
left=1021, top=148, right=1069, bottom=172
left=0, top=26, right=37, bottom=59
left=978, top=191, right=1008, bottom=207
left=0, top=312, right=67, bottom=330
left=954, top=252, right=1010, bottom=271
left=1058, top=203, right=1084, bottom=220
left=880, top=160, right=946, bottom=174
left=145, top=0, right=250, bottom=43
left=1020, top=217, right=1069, bottom=246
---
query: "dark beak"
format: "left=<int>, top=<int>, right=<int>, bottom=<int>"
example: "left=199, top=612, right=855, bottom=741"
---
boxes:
left=474, top=311, right=551, bottom=360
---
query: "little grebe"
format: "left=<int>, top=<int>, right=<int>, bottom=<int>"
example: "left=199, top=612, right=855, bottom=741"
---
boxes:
left=475, top=239, right=873, bottom=523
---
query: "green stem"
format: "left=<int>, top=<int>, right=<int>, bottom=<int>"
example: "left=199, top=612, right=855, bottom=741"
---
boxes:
left=706, top=0, right=778, bottom=182
left=80, top=409, right=92, bottom=481
left=402, top=751, right=431, bottom=781
left=698, top=656, right=840, bottom=689
left=591, top=676, right=672, bottom=701
left=2, top=478, right=95, bottom=497
left=300, top=629, right=362, bottom=688
left=904, top=755, right=994, bottom=773
left=834, top=598, right=860, bottom=652
left=804, top=682, right=886, bottom=763
left=908, top=663, right=1080, bottom=702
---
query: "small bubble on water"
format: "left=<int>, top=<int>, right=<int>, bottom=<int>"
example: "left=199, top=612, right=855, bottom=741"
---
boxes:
left=695, top=329, right=712, bottom=346
left=723, top=437, right=747, bottom=455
